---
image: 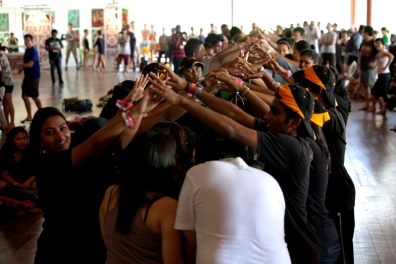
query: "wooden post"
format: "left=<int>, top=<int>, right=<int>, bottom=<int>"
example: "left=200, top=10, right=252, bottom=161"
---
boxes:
left=367, top=0, right=372, bottom=25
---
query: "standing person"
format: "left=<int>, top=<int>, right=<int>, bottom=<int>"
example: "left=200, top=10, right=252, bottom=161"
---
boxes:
left=45, top=29, right=64, bottom=86
left=306, top=21, right=321, bottom=53
left=7, top=33, right=19, bottom=53
left=367, top=38, right=394, bottom=116
left=82, top=30, right=90, bottom=70
left=65, top=23, right=79, bottom=70
left=158, top=28, right=169, bottom=64
left=149, top=25, right=157, bottom=63
left=0, top=44, right=15, bottom=126
left=320, top=23, right=338, bottom=67
left=198, top=28, right=205, bottom=43
left=170, top=25, right=186, bottom=72
left=126, top=25, right=136, bottom=71
left=188, top=27, right=198, bottom=40
left=359, top=26, right=378, bottom=111
left=18, top=34, right=42, bottom=123
left=116, top=28, right=130, bottom=74
left=93, top=30, right=105, bottom=71
left=381, top=27, right=389, bottom=46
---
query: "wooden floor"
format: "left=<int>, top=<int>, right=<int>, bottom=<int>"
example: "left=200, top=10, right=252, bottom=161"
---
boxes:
left=1, top=66, right=396, bottom=264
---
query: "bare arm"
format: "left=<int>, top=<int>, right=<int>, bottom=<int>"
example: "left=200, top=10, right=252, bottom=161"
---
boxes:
left=183, top=231, right=197, bottom=264
left=148, top=73, right=259, bottom=149
left=99, top=185, right=118, bottom=247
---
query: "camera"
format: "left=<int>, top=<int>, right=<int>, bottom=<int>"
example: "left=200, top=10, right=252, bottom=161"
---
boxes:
left=60, top=34, right=66, bottom=41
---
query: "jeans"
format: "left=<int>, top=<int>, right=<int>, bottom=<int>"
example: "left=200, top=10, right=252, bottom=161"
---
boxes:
left=320, top=240, right=341, bottom=264
left=50, top=58, right=63, bottom=83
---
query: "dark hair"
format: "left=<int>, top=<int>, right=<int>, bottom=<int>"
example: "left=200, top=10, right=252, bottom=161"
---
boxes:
left=375, top=38, right=385, bottom=45
left=184, top=39, right=203, bottom=56
left=221, top=24, right=228, bottom=30
left=204, top=42, right=213, bottom=49
left=152, top=121, right=192, bottom=165
left=359, top=25, right=365, bottom=32
left=182, top=126, right=198, bottom=155
left=278, top=41, right=291, bottom=51
left=300, top=49, right=320, bottom=63
left=291, top=70, right=305, bottom=85
left=68, top=23, right=73, bottom=26
left=116, top=130, right=176, bottom=234
left=364, top=26, right=374, bottom=36
left=280, top=101, right=301, bottom=124
left=84, top=29, right=88, bottom=33
left=230, top=26, right=242, bottom=38
left=293, top=27, right=305, bottom=37
left=3, top=127, right=28, bottom=151
left=24, top=34, right=33, bottom=40
left=97, top=30, right=102, bottom=35
left=72, top=118, right=108, bottom=147
left=294, top=40, right=310, bottom=52
left=29, top=107, right=67, bottom=155
left=51, top=29, right=57, bottom=34
left=195, top=137, right=246, bottom=164
left=283, top=29, right=292, bottom=39
left=205, top=33, right=223, bottom=45
left=334, top=23, right=338, bottom=27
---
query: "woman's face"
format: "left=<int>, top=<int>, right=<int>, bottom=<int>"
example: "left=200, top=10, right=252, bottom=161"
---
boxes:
left=40, top=116, right=71, bottom=153
left=12, top=132, right=28, bottom=150
left=278, top=44, right=290, bottom=56
left=299, top=54, right=315, bottom=69
left=183, top=66, right=202, bottom=83
left=375, top=41, right=384, bottom=51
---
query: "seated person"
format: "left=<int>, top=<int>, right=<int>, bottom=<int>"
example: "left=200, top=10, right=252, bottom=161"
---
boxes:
left=178, top=56, right=204, bottom=83
left=0, top=127, right=36, bottom=190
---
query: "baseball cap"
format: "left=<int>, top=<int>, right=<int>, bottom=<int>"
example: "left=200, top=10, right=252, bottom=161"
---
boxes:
left=178, top=56, right=204, bottom=73
left=311, top=99, right=331, bottom=127
left=303, top=65, right=337, bottom=107
left=275, top=84, right=315, bottom=139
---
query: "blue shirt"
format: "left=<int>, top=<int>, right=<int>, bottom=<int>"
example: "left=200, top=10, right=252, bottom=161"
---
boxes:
left=24, top=46, right=41, bottom=79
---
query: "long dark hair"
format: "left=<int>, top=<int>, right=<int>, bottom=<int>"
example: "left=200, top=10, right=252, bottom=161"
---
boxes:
left=29, top=107, right=67, bottom=155
left=116, top=130, right=176, bottom=234
left=311, top=123, right=331, bottom=172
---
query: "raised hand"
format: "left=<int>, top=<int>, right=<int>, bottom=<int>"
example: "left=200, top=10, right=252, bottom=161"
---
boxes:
left=213, top=73, right=244, bottom=92
left=136, top=87, right=164, bottom=114
left=126, top=74, right=149, bottom=102
left=157, top=63, right=187, bottom=91
left=148, top=72, right=183, bottom=106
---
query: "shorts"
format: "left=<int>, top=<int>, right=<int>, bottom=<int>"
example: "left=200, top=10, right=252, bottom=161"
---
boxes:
left=21, top=78, right=40, bottom=97
left=66, top=45, right=78, bottom=58
left=5, top=85, right=14, bottom=93
left=360, top=69, right=376, bottom=86
left=347, top=55, right=358, bottom=65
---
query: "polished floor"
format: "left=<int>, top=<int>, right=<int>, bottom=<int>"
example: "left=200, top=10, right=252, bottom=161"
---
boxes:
left=1, top=65, right=396, bottom=264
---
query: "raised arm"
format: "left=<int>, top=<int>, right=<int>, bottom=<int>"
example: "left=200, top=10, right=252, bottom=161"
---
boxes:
left=148, top=72, right=259, bottom=149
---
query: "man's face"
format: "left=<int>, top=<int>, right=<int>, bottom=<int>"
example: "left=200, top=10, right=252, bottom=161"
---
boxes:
left=176, top=26, right=181, bottom=33
left=205, top=48, right=214, bottom=59
left=194, top=44, right=206, bottom=62
left=309, top=21, right=315, bottom=29
left=361, top=44, right=372, bottom=57
left=264, top=97, right=294, bottom=134
left=68, top=24, right=72, bottom=31
left=326, top=23, right=332, bottom=31
left=183, top=65, right=202, bottom=83
left=212, top=41, right=222, bottom=54
left=292, top=31, right=303, bottom=41
left=222, top=26, right=230, bottom=37
left=24, top=37, right=33, bottom=48
left=278, top=44, right=290, bottom=56
left=52, top=32, right=57, bottom=38
left=299, top=54, right=315, bottom=69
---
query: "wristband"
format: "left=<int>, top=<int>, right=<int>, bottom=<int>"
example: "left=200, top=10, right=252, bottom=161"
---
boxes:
left=284, top=70, right=292, bottom=78
left=235, top=78, right=244, bottom=84
left=241, top=85, right=250, bottom=97
left=187, top=83, right=197, bottom=94
left=122, top=111, right=136, bottom=128
left=194, top=87, right=204, bottom=100
left=116, top=100, right=133, bottom=111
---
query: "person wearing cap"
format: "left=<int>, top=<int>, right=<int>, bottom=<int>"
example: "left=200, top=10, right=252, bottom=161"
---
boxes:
left=148, top=71, right=321, bottom=263
left=303, top=65, right=356, bottom=264
left=178, top=56, right=204, bottom=83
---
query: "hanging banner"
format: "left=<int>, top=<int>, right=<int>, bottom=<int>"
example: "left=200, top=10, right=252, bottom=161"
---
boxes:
left=24, top=12, right=51, bottom=68
left=92, top=9, right=104, bottom=28
left=104, top=8, right=118, bottom=62
left=0, top=14, right=10, bottom=31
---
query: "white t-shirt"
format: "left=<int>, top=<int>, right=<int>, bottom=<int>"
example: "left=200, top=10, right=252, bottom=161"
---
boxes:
left=321, top=31, right=338, bottom=54
left=305, top=27, right=321, bottom=53
left=175, top=158, right=291, bottom=264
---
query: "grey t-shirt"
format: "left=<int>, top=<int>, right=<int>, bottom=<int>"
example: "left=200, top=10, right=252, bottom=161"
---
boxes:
left=66, top=31, right=77, bottom=47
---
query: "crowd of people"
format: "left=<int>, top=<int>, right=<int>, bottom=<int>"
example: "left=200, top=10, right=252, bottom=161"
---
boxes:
left=0, top=20, right=395, bottom=264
